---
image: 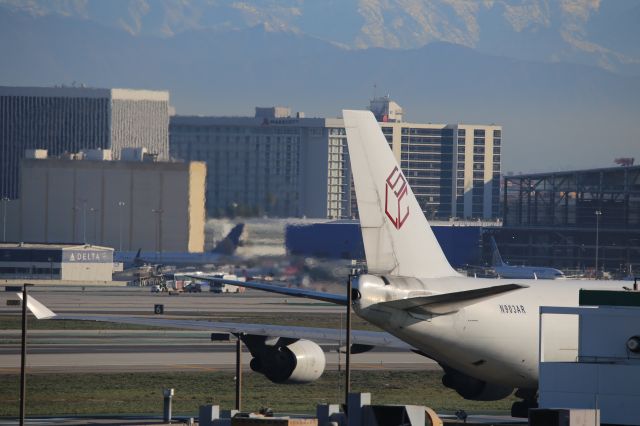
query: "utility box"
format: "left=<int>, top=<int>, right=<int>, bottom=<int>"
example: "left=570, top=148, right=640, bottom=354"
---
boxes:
left=316, top=404, right=342, bottom=426
left=199, top=405, right=220, bottom=426
left=347, top=392, right=370, bottom=426
left=362, top=405, right=440, bottom=426
left=231, top=419, right=317, bottom=426
left=539, top=303, right=640, bottom=425
left=529, top=408, right=599, bottom=426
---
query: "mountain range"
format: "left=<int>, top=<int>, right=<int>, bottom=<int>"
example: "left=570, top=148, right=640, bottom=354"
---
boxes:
left=1, top=0, right=639, bottom=172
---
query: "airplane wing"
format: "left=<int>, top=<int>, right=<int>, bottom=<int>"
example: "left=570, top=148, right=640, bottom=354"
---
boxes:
left=17, top=294, right=410, bottom=350
left=377, top=283, right=528, bottom=315
left=188, top=275, right=348, bottom=305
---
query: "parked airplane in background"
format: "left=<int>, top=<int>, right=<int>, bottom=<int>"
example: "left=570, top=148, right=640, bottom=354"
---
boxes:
left=114, top=223, right=245, bottom=267
left=21, top=111, right=627, bottom=418
left=490, top=237, right=565, bottom=279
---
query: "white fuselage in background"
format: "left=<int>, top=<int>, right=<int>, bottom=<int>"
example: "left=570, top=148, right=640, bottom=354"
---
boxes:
left=494, top=265, right=565, bottom=280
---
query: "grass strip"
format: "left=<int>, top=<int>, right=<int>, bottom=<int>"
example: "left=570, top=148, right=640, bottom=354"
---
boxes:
left=0, top=370, right=515, bottom=417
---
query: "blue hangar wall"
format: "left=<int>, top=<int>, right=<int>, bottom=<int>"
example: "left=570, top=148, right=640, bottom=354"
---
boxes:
left=285, top=221, right=483, bottom=268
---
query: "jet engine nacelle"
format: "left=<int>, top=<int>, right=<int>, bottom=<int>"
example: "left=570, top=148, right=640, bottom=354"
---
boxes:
left=442, top=367, right=513, bottom=401
left=248, top=339, right=326, bottom=384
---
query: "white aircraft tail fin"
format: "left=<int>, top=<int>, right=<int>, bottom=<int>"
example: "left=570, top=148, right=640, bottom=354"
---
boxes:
left=343, top=110, right=459, bottom=278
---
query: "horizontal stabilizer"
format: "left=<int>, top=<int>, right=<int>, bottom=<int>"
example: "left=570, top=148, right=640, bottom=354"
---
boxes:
left=188, top=275, right=348, bottom=306
left=17, top=293, right=57, bottom=319
left=378, top=283, right=527, bottom=315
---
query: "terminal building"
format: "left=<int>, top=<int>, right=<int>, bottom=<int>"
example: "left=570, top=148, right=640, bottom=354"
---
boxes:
left=491, top=165, right=640, bottom=276
left=0, top=85, right=170, bottom=200
left=3, top=150, right=206, bottom=253
left=0, top=243, right=113, bottom=282
left=170, top=98, right=502, bottom=220
left=285, top=219, right=498, bottom=268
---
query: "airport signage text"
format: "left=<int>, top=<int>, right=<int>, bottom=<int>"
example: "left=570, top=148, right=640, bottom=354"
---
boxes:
left=63, top=251, right=112, bottom=263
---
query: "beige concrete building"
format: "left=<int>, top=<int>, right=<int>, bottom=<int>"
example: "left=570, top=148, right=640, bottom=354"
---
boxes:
left=13, top=154, right=206, bottom=253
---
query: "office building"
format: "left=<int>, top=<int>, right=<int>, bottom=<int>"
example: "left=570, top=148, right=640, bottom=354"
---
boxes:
left=171, top=107, right=345, bottom=219
left=285, top=219, right=500, bottom=267
left=170, top=100, right=502, bottom=220
left=0, top=85, right=170, bottom=199
left=379, top=119, right=501, bottom=220
left=10, top=151, right=206, bottom=253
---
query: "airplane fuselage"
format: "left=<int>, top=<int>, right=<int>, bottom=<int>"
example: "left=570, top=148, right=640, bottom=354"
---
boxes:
left=353, top=274, right=624, bottom=389
left=115, top=251, right=228, bottom=267
left=494, top=265, right=565, bottom=280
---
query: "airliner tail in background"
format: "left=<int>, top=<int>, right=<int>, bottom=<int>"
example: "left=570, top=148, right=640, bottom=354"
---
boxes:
left=490, top=236, right=564, bottom=279
left=116, top=223, right=245, bottom=267
left=211, top=223, right=245, bottom=255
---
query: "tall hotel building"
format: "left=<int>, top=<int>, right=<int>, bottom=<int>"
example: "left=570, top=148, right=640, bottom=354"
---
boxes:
left=170, top=108, right=346, bottom=218
left=170, top=99, right=501, bottom=220
left=0, top=86, right=170, bottom=199
left=370, top=98, right=502, bottom=220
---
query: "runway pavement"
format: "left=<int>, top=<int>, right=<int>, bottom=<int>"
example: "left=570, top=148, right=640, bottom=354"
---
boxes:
left=0, top=287, right=529, bottom=426
left=0, top=287, right=437, bottom=374
left=1, top=286, right=344, bottom=315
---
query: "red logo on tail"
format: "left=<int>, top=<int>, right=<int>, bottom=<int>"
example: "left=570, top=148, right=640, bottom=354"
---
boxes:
left=385, top=166, right=409, bottom=230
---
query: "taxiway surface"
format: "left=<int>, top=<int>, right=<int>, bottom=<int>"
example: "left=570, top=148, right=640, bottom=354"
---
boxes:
left=0, top=287, right=437, bottom=373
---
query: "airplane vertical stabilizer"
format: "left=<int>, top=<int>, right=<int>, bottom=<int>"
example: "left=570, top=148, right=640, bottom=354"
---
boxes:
left=490, top=236, right=506, bottom=267
left=343, top=110, right=459, bottom=278
left=211, top=223, right=245, bottom=255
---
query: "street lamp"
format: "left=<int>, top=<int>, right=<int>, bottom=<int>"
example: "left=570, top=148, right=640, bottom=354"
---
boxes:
left=89, top=207, right=99, bottom=244
left=73, top=199, right=88, bottom=244
left=152, top=208, right=164, bottom=261
left=595, top=210, right=602, bottom=279
left=2, top=196, right=9, bottom=242
left=117, top=201, right=126, bottom=251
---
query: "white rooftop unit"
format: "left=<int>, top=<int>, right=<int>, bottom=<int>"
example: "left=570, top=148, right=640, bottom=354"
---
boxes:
left=255, top=106, right=291, bottom=119
left=121, top=147, right=148, bottom=161
left=24, top=149, right=48, bottom=159
left=82, top=149, right=112, bottom=161
left=369, top=96, right=404, bottom=122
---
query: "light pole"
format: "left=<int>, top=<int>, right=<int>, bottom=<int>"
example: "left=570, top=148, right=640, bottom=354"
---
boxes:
left=152, top=208, right=163, bottom=261
left=19, top=283, right=33, bottom=426
left=75, top=199, right=88, bottom=244
left=117, top=201, right=126, bottom=251
left=89, top=207, right=99, bottom=245
left=595, top=210, right=602, bottom=279
left=2, top=196, right=9, bottom=242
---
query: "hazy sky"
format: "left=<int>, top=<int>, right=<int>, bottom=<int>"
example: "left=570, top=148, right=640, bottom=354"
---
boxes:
left=1, top=0, right=639, bottom=172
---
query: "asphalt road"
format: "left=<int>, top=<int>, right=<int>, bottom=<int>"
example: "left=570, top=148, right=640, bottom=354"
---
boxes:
left=1, top=286, right=345, bottom=314
left=0, top=286, right=528, bottom=426
left=0, top=287, right=437, bottom=374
